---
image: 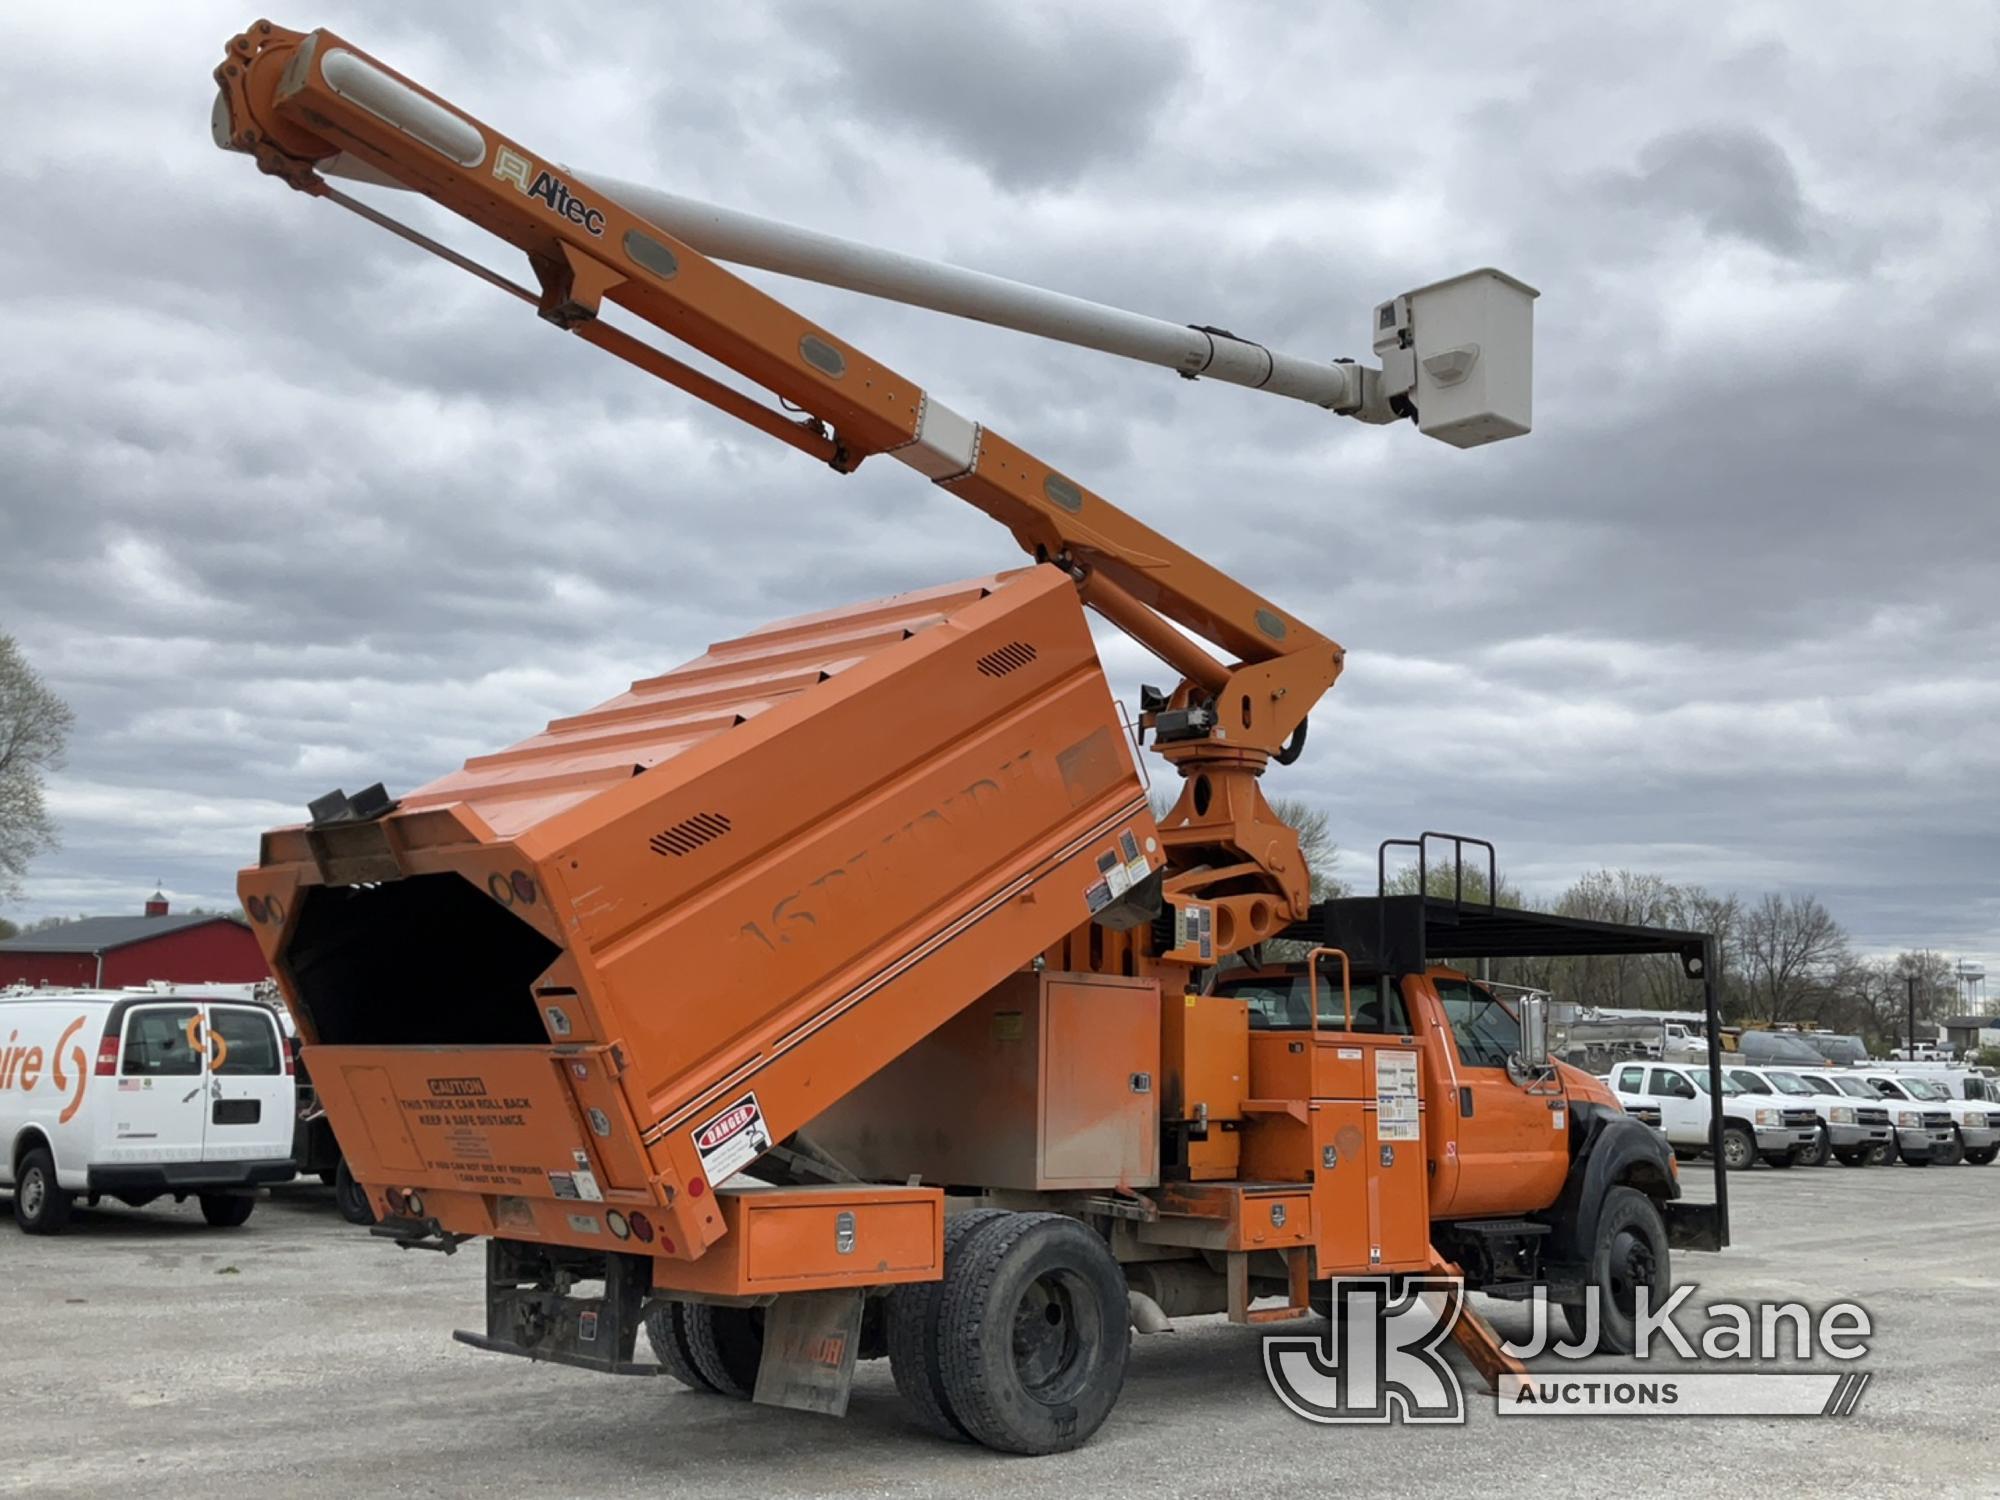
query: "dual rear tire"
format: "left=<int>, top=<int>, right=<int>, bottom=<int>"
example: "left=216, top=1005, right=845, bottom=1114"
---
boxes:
left=893, top=1210, right=1129, bottom=1454
left=644, top=1209, right=1134, bottom=1452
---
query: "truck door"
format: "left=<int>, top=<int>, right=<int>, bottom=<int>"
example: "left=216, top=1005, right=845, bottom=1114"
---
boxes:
left=1418, top=974, right=1568, bottom=1218
left=1647, top=1066, right=1702, bottom=1145
left=202, top=1004, right=293, bottom=1166
left=113, top=1002, right=208, bottom=1168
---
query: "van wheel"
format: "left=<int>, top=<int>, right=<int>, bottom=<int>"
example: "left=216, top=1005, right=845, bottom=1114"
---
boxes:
left=13, top=1147, right=72, bottom=1234
left=1559, top=1186, right=1670, bottom=1356
left=683, top=1303, right=764, bottom=1399
left=1796, top=1127, right=1830, bottom=1167
left=1719, top=1125, right=1755, bottom=1170
left=333, top=1159, right=375, bottom=1226
left=937, top=1212, right=1129, bottom=1455
left=887, top=1207, right=1005, bottom=1439
left=199, top=1194, right=256, bottom=1228
left=644, top=1302, right=717, bottom=1391
left=1965, top=1147, right=1996, bottom=1166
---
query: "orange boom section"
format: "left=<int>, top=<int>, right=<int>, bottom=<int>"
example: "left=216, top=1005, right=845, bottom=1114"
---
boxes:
left=240, top=568, right=1159, bottom=1263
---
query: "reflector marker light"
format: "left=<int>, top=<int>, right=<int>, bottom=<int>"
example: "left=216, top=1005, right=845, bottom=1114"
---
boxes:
left=320, top=48, right=486, bottom=168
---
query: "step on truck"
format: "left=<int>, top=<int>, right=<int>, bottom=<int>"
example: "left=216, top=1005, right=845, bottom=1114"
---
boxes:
left=215, top=22, right=1728, bottom=1452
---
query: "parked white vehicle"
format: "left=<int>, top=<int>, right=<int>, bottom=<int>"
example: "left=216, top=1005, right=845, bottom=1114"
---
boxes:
left=1873, top=1062, right=2000, bottom=1107
left=1722, top=1064, right=1893, bottom=1167
left=1, top=988, right=296, bottom=1232
left=1854, top=1070, right=1997, bottom=1166
left=1610, top=1060, right=1819, bottom=1170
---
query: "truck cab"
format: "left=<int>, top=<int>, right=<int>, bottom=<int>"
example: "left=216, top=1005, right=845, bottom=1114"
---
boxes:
left=1611, top=1059, right=1818, bottom=1169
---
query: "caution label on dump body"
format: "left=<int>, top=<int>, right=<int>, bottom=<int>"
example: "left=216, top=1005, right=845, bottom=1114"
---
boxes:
left=691, top=1090, right=772, bottom=1186
left=1374, top=1049, right=1421, bottom=1142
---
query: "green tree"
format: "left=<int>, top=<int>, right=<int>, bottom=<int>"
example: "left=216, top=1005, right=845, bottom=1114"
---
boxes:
left=0, top=635, right=74, bottom=901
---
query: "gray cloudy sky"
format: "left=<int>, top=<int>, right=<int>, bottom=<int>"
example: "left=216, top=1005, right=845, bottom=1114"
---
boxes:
left=1, top=4, right=1995, bottom=978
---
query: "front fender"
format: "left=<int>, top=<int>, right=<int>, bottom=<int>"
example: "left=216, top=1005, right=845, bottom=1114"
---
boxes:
left=1541, top=1103, right=1680, bottom=1265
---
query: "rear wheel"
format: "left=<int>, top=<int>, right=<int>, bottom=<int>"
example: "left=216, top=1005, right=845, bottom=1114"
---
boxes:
left=333, top=1158, right=375, bottom=1226
left=887, top=1207, right=1006, bottom=1439
left=198, top=1194, right=255, bottom=1228
left=937, top=1212, right=1129, bottom=1455
left=12, top=1147, right=72, bottom=1235
left=1559, top=1186, right=1670, bottom=1356
left=683, top=1303, right=765, bottom=1399
left=644, top=1302, right=717, bottom=1391
left=1720, top=1125, right=1756, bottom=1171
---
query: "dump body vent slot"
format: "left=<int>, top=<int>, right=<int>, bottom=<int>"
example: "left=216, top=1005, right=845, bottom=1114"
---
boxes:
left=649, top=812, right=733, bottom=857
left=977, top=641, right=1038, bottom=678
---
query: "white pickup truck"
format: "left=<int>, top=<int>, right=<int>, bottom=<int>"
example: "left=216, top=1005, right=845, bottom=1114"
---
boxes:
left=1854, top=1070, right=1997, bottom=1166
left=1610, top=1060, right=1820, bottom=1170
left=1723, top=1064, right=1892, bottom=1167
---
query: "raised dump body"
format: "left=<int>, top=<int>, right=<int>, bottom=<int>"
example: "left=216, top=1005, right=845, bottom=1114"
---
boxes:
left=240, top=566, right=1159, bottom=1267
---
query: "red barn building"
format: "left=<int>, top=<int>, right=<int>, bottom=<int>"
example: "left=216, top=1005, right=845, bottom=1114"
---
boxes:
left=0, top=893, right=269, bottom=989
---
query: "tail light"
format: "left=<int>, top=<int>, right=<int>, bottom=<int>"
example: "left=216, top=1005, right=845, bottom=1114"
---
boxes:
left=94, top=1023, right=120, bottom=1077
left=627, top=1211, right=654, bottom=1244
left=284, top=1038, right=298, bottom=1076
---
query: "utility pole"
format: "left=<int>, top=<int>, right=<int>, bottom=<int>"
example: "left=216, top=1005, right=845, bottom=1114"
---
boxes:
left=1907, top=971, right=1918, bottom=1057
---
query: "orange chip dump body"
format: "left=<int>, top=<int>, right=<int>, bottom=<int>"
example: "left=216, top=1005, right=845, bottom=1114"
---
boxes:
left=242, top=566, right=1159, bottom=1261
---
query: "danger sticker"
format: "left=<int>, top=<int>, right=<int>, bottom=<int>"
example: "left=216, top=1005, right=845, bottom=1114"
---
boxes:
left=691, top=1091, right=771, bottom=1186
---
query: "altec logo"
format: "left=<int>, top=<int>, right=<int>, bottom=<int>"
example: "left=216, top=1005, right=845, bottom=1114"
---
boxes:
left=0, top=1016, right=91, bottom=1125
left=492, top=146, right=606, bottom=236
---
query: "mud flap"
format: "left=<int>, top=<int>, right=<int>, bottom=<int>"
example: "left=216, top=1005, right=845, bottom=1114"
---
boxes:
left=451, top=1238, right=658, bottom=1376
left=1663, top=1200, right=1726, bottom=1252
left=752, top=1289, right=865, bottom=1416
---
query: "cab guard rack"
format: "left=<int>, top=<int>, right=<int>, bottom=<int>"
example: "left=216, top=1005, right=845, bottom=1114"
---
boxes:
left=1278, top=833, right=1729, bottom=1252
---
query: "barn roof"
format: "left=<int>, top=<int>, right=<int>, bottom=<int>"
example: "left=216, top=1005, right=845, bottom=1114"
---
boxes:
left=0, top=913, right=246, bottom=955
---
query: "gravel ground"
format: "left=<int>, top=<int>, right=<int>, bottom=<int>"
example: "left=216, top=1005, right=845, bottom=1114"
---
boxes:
left=2, top=1161, right=1994, bottom=1499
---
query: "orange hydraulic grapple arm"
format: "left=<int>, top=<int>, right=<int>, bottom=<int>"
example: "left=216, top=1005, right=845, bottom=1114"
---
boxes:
left=212, top=20, right=1346, bottom=959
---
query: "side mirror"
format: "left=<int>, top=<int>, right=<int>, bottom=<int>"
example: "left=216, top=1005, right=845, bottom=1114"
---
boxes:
left=1516, top=991, right=1551, bottom=1072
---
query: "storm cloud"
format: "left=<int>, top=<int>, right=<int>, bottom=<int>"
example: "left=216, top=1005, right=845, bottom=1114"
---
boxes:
left=0, top=3, right=1994, bottom=973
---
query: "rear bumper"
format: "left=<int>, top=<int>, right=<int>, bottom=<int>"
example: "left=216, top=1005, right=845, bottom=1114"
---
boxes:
left=87, top=1159, right=296, bottom=1195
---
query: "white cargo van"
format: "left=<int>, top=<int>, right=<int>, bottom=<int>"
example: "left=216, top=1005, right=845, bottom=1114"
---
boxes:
left=1, top=988, right=296, bottom=1232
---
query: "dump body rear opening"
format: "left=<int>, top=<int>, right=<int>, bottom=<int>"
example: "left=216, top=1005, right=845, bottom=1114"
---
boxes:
left=287, top=874, right=557, bottom=1046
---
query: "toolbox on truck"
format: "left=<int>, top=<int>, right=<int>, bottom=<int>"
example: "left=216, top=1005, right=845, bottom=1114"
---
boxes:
left=242, top=568, right=1160, bottom=1265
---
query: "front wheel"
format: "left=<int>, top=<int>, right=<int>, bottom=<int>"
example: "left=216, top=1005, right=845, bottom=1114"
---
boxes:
left=1796, top=1127, right=1830, bottom=1168
left=1964, top=1147, right=1997, bottom=1166
left=1865, top=1139, right=1896, bottom=1167
left=1720, top=1125, right=1756, bottom=1171
left=937, top=1212, right=1130, bottom=1454
left=1934, top=1131, right=1965, bottom=1167
left=198, top=1194, right=255, bottom=1228
left=1559, top=1186, right=1670, bottom=1356
left=12, top=1147, right=72, bottom=1234
left=1761, top=1151, right=1797, bottom=1169
left=1834, top=1148, right=1870, bottom=1167
left=333, top=1158, right=375, bottom=1226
